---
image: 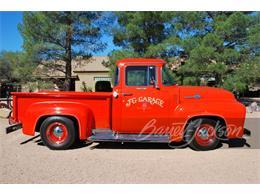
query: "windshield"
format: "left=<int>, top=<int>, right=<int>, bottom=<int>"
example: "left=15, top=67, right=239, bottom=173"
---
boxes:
left=162, top=65, right=175, bottom=86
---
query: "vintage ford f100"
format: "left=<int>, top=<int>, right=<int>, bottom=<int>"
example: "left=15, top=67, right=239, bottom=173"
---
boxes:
left=7, top=58, right=246, bottom=150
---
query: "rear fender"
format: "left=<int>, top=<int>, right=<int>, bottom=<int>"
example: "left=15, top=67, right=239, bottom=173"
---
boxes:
left=23, top=101, right=95, bottom=139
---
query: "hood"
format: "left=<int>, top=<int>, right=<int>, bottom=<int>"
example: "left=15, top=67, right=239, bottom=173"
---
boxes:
left=179, top=86, right=236, bottom=102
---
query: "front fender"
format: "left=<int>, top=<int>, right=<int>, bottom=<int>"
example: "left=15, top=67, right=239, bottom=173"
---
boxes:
left=170, top=101, right=245, bottom=141
left=23, top=101, right=95, bottom=139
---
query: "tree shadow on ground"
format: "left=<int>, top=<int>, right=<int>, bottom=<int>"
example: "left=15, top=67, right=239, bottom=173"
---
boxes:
left=20, top=134, right=92, bottom=150
left=35, top=139, right=92, bottom=150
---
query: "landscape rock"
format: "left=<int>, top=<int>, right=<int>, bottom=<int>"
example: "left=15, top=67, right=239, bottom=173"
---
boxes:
left=0, top=108, right=11, bottom=118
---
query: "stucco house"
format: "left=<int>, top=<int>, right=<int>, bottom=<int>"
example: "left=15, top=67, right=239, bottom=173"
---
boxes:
left=33, top=56, right=110, bottom=92
left=73, top=56, right=111, bottom=91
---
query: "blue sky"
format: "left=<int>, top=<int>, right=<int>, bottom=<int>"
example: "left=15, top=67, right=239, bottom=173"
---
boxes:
left=0, top=11, right=23, bottom=52
left=0, top=11, right=119, bottom=56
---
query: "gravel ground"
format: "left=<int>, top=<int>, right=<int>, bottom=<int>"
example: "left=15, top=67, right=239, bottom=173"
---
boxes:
left=0, top=114, right=259, bottom=184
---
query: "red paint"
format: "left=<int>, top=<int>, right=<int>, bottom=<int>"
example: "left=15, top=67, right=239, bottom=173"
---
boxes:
left=10, top=58, right=246, bottom=143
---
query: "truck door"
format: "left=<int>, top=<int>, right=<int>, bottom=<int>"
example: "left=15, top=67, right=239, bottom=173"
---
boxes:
left=118, top=65, right=172, bottom=134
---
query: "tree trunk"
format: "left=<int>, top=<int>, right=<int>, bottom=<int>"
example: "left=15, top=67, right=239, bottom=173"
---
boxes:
left=64, top=12, right=73, bottom=91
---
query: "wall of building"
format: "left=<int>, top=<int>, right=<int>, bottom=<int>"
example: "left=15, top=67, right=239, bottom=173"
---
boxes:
left=75, top=71, right=111, bottom=92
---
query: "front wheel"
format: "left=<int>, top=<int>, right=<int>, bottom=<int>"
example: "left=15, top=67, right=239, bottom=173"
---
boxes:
left=40, top=116, right=76, bottom=150
left=184, top=118, right=220, bottom=151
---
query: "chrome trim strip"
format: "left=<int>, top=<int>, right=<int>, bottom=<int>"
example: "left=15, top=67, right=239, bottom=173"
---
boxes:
left=184, top=94, right=201, bottom=99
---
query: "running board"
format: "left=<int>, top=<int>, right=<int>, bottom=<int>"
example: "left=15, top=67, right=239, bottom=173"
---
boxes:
left=89, top=129, right=170, bottom=143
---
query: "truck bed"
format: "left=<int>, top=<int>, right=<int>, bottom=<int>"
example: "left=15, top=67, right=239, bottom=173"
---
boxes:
left=11, top=91, right=112, bottom=131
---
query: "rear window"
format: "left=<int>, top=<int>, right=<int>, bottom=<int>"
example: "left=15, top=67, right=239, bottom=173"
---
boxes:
left=114, top=67, right=119, bottom=86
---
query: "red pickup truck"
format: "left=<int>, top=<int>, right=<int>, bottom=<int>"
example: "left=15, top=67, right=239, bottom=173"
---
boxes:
left=7, top=58, right=246, bottom=151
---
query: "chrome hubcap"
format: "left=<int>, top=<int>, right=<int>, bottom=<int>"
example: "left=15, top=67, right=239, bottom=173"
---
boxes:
left=198, top=128, right=209, bottom=139
left=53, top=126, right=63, bottom=137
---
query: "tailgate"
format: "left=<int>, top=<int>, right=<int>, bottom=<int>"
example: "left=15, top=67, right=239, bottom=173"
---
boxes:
left=6, top=94, right=22, bottom=133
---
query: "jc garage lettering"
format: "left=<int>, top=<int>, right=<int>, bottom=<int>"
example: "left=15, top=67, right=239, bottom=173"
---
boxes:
left=125, top=96, right=164, bottom=108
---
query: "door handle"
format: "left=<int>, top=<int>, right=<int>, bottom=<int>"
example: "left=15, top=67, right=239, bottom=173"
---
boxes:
left=122, top=92, right=133, bottom=96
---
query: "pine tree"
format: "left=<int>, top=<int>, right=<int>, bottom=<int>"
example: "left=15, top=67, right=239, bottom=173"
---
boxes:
left=19, top=12, right=107, bottom=91
left=110, top=11, right=260, bottom=94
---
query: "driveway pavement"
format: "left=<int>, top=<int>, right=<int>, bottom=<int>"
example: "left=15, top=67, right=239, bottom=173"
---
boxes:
left=0, top=113, right=259, bottom=183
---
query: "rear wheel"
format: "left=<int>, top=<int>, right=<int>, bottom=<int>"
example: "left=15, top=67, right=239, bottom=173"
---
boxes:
left=184, top=118, right=220, bottom=151
left=40, top=116, right=76, bottom=150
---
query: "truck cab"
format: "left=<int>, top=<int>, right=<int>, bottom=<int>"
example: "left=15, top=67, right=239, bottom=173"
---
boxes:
left=112, top=58, right=178, bottom=135
left=7, top=58, right=246, bottom=151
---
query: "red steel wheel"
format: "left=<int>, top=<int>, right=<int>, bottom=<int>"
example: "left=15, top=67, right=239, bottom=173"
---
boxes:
left=194, top=124, right=216, bottom=147
left=40, top=116, right=76, bottom=150
left=185, top=118, right=220, bottom=151
left=45, top=122, right=68, bottom=145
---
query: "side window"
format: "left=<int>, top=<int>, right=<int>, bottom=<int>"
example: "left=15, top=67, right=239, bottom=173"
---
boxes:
left=126, top=66, right=157, bottom=86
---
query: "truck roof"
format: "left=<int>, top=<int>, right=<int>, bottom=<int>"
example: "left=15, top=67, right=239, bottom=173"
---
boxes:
left=116, top=58, right=166, bottom=67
